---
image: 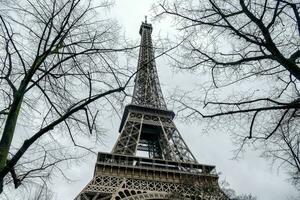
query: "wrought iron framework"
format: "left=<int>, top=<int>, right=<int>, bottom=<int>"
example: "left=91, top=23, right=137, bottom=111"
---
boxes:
left=131, top=22, right=166, bottom=109
left=75, top=20, right=228, bottom=200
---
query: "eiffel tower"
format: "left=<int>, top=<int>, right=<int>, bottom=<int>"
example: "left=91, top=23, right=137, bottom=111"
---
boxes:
left=75, top=19, right=228, bottom=200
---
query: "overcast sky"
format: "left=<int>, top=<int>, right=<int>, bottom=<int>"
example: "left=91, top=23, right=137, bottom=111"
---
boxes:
left=52, top=1, right=299, bottom=199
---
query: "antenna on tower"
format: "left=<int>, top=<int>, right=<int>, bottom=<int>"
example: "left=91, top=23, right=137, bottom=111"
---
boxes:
left=145, top=15, right=147, bottom=23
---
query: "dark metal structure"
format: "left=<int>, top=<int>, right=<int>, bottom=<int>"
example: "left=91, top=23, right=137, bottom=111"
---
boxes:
left=75, top=20, right=228, bottom=200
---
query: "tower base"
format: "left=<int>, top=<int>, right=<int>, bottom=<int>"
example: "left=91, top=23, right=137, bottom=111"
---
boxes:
left=75, top=153, right=228, bottom=200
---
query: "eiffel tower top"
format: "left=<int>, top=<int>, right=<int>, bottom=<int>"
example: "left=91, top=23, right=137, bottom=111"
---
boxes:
left=131, top=18, right=167, bottom=110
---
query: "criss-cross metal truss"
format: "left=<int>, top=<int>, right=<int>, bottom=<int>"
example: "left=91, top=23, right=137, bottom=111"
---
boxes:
left=75, top=153, right=227, bottom=200
left=132, top=22, right=166, bottom=109
left=75, top=20, right=228, bottom=200
left=111, top=105, right=197, bottom=163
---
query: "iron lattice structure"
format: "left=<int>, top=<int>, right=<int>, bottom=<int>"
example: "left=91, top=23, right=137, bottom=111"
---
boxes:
left=75, top=20, right=228, bottom=200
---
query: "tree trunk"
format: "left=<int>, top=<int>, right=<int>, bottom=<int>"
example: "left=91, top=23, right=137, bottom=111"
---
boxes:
left=0, top=88, right=25, bottom=192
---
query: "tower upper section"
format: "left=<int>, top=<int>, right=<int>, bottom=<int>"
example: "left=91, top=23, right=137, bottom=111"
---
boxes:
left=131, top=20, right=167, bottom=110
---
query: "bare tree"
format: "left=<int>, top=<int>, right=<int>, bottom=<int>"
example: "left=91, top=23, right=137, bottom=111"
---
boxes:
left=263, top=121, right=300, bottom=186
left=2, top=180, right=55, bottom=200
left=220, top=180, right=257, bottom=200
left=0, top=0, right=136, bottom=194
left=22, top=181, right=54, bottom=200
left=154, top=0, right=300, bottom=188
left=29, top=183, right=54, bottom=200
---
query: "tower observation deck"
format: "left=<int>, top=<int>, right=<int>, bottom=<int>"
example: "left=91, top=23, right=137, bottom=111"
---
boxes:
left=75, top=19, right=228, bottom=200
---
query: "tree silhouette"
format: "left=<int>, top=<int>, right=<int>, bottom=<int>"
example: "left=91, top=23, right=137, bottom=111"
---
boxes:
left=155, top=0, right=300, bottom=188
left=0, top=0, right=136, bottom=193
